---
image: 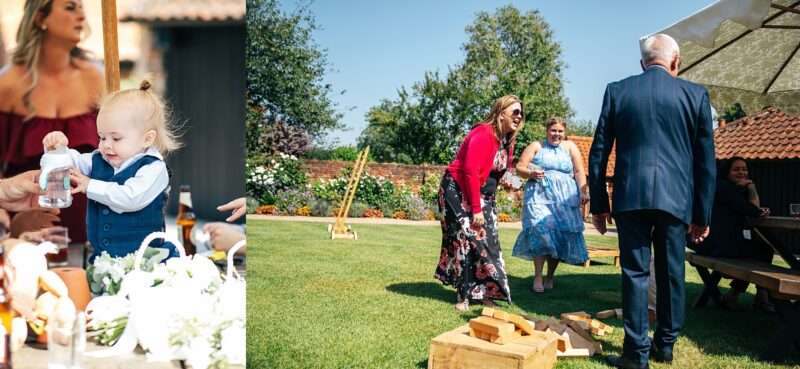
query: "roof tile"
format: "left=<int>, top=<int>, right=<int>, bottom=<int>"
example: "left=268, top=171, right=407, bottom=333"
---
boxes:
left=715, top=107, right=800, bottom=160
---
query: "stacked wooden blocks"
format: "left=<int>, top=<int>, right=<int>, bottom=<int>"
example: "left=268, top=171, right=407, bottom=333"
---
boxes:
left=467, top=308, right=536, bottom=344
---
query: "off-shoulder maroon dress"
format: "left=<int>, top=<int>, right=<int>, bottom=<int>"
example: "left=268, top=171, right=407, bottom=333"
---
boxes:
left=0, top=111, right=99, bottom=243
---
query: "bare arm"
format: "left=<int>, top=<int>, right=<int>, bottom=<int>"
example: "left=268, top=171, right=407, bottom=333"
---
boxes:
left=567, top=141, right=587, bottom=192
left=515, top=142, right=541, bottom=179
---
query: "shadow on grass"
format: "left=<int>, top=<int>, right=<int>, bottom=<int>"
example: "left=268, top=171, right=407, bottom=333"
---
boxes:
left=508, top=271, right=798, bottom=364
left=386, top=281, right=454, bottom=304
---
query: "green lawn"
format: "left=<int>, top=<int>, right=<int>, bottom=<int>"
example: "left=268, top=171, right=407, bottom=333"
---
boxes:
left=247, top=219, right=797, bottom=369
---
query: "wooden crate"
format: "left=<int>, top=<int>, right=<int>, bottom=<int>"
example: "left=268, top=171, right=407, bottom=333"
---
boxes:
left=428, top=324, right=557, bottom=369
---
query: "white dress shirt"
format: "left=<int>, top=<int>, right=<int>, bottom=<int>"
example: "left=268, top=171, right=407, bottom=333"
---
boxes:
left=63, top=147, right=169, bottom=214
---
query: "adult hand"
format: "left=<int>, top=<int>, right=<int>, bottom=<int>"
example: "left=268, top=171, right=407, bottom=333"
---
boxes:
left=580, top=191, right=590, bottom=206
left=0, top=210, right=9, bottom=238
left=0, top=171, right=48, bottom=212
left=203, top=222, right=246, bottom=255
left=531, top=170, right=546, bottom=181
left=19, top=226, right=69, bottom=244
left=688, top=224, right=710, bottom=244
left=592, top=213, right=610, bottom=235
left=759, top=207, right=770, bottom=217
left=217, top=197, right=246, bottom=222
left=471, top=212, right=485, bottom=227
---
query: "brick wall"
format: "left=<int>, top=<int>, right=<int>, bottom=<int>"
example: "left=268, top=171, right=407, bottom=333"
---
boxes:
left=303, top=160, right=447, bottom=189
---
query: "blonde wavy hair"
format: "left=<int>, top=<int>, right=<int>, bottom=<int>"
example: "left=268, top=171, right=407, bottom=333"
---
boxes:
left=12, top=0, right=90, bottom=117
left=100, top=81, right=183, bottom=154
left=479, top=94, right=525, bottom=144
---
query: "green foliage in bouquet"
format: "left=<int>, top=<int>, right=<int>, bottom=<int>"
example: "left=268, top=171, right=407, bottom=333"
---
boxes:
left=87, top=248, right=170, bottom=296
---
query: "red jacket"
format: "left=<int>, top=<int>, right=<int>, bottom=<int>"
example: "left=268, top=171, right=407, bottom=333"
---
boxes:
left=447, top=123, right=514, bottom=213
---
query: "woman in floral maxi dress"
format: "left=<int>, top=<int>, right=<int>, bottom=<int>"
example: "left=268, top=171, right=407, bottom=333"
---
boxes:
left=434, top=95, right=524, bottom=311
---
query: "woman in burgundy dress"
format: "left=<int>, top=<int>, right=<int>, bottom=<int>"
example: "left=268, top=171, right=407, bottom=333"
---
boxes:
left=0, top=0, right=104, bottom=245
left=434, top=95, right=525, bottom=311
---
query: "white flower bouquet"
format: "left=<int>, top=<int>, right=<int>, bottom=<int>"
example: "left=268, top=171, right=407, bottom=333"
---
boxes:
left=85, top=232, right=245, bottom=368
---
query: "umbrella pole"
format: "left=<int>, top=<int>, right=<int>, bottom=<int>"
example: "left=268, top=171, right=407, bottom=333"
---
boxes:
left=101, top=0, right=121, bottom=93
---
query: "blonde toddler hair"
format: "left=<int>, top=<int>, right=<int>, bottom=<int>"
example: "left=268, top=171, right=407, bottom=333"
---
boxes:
left=99, top=80, right=182, bottom=154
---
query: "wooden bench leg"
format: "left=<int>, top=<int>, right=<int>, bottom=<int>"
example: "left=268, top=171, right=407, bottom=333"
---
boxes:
left=613, top=256, right=620, bottom=268
left=584, top=259, right=591, bottom=268
left=692, top=265, right=722, bottom=308
left=761, top=300, right=800, bottom=363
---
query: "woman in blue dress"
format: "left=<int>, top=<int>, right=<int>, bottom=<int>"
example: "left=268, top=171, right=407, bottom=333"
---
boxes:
left=513, top=117, right=589, bottom=293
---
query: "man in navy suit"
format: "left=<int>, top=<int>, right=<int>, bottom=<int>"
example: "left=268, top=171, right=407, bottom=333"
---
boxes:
left=589, top=34, right=716, bottom=369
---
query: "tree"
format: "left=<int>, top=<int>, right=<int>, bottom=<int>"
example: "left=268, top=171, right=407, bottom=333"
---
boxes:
left=358, top=5, right=572, bottom=163
left=567, top=119, right=596, bottom=137
left=246, top=0, right=343, bottom=159
left=721, top=102, right=747, bottom=123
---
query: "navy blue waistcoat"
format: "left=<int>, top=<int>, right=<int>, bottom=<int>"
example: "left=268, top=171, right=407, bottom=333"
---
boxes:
left=86, top=152, right=176, bottom=261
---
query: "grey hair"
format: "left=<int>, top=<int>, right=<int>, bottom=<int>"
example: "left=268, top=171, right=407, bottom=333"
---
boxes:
left=640, top=34, right=680, bottom=64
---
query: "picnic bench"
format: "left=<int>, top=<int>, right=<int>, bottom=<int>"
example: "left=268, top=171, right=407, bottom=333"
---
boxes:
left=584, top=246, right=620, bottom=268
left=687, top=216, right=800, bottom=362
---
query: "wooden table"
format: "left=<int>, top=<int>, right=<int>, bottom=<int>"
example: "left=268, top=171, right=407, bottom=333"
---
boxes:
left=16, top=341, right=246, bottom=368
left=688, top=216, right=800, bottom=362
left=17, top=341, right=179, bottom=369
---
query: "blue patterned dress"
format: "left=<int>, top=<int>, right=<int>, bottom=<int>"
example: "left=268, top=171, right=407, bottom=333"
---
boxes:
left=512, top=141, right=587, bottom=265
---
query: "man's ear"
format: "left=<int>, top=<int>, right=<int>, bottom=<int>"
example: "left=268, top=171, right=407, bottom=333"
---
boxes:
left=670, top=55, right=681, bottom=75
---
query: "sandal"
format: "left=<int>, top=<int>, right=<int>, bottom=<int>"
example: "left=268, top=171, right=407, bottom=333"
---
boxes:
left=455, top=301, right=469, bottom=311
left=544, top=277, right=554, bottom=290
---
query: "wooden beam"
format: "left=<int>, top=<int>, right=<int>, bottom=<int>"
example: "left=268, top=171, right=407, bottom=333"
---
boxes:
left=762, top=40, right=800, bottom=94
left=101, top=0, right=120, bottom=92
left=771, top=3, right=800, bottom=15
left=761, top=25, right=800, bottom=29
left=680, top=0, right=800, bottom=76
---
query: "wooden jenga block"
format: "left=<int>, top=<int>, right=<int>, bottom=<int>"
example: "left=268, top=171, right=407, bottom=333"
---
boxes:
left=481, top=307, right=496, bottom=317
left=563, top=320, right=599, bottom=351
left=561, top=311, right=591, bottom=321
left=539, top=330, right=566, bottom=352
left=508, top=314, right=535, bottom=335
left=595, top=309, right=617, bottom=319
left=563, top=327, right=601, bottom=356
left=469, top=316, right=516, bottom=336
left=563, top=318, right=589, bottom=331
left=493, top=310, right=510, bottom=322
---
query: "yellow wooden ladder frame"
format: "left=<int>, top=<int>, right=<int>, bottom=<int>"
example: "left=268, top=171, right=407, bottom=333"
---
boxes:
left=328, top=146, right=370, bottom=240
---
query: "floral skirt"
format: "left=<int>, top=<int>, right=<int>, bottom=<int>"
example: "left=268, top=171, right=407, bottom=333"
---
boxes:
left=434, top=172, right=511, bottom=303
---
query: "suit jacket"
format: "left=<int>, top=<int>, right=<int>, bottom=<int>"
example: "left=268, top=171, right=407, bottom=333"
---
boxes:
left=588, top=66, right=716, bottom=226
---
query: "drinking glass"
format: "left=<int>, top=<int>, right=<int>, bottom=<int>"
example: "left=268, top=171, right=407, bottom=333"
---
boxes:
left=45, top=227, right=70, bottom=268
left=790, top=203, right=800, bottom=218
left=47, top=311, right=85, bottom=369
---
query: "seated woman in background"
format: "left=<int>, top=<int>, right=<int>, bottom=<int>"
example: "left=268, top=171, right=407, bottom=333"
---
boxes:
left=692, top=156, right=773, bottom=312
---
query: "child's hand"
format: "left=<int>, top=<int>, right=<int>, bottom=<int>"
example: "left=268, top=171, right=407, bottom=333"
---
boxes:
left=42, top=131, right=69, bottom=151
left=69, top=168, right=90, bottom=194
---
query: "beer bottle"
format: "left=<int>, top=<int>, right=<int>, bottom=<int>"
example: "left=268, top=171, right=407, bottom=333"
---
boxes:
left=0, top=247, right=12, bottom=368
left=176, top=185, right=197, bottom=256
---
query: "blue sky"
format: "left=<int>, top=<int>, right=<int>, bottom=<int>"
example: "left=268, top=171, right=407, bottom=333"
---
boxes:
left=281, top=1, right=716, bottom=145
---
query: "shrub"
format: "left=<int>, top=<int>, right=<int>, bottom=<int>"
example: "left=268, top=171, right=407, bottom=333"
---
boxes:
left=498, top=213, right=513, bottom=222
left=255, top=205, right=276, bottom=215
left=246, top=152, right=307, bottom=205
left=295, top=206, right=311, bottom=216
left=392, top=210, right=408, bottom=220
left=312, top=168, right=395, bottom=210
left=406, top=195, right=429, bottom=221
left=309, top=198, right=332, bottom=217
left=362, top=209, right=384, bottom=218
left=274, top=189, right=314, bottom=215
left=348, top=201, right=369, bottom=218
left=419, top=171, right=442, bottom=208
